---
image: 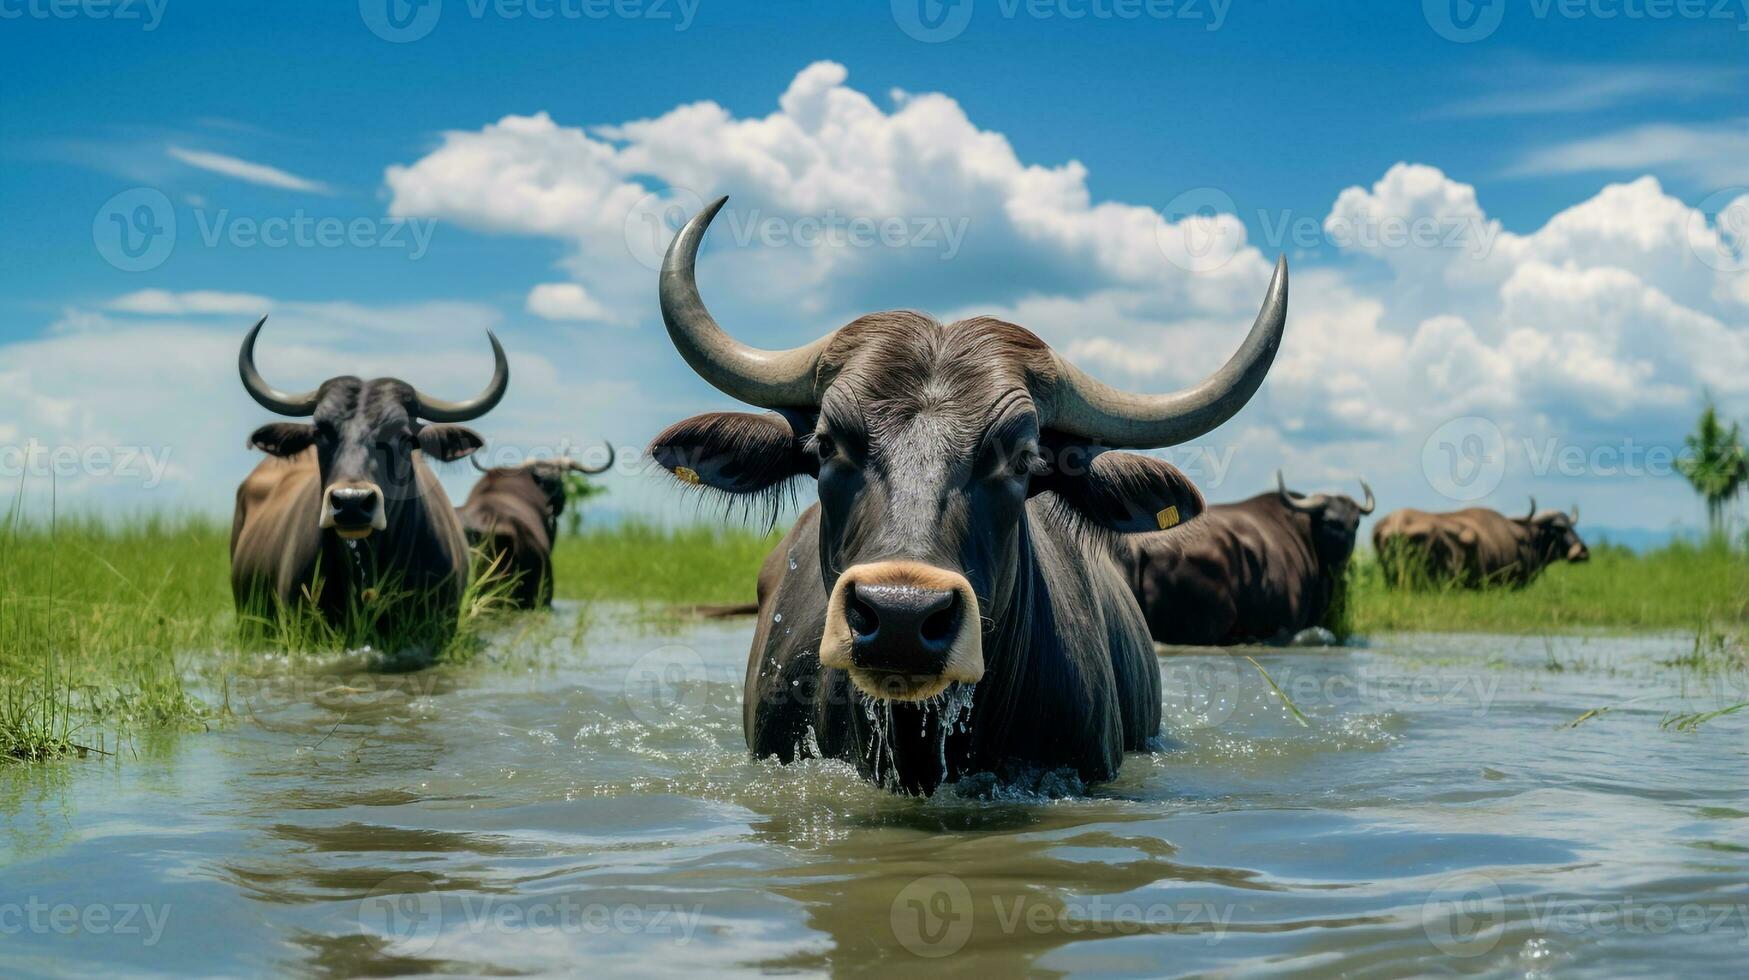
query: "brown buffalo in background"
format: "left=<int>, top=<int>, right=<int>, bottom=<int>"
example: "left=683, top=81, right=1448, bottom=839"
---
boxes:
left=457, top=448, right=613, bottom=608
left=1372, top=499, right=1588, bottom=589
left=1122, top=473, right=1374, bottom=646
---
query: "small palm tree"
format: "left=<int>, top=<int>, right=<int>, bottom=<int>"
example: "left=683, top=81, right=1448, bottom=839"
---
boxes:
left=1676, top=395, right=1748, bottom=540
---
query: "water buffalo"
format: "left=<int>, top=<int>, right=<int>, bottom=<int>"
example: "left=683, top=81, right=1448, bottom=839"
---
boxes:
left=1372, top=499, right=1589, bottom=589
left=649, top=197, right=1288, bottom=794
left=457, top=448, right=614, bottom=608
left=1123, top=473, right=1374, bottom=646
left=229, top=317, right=507, bottom=641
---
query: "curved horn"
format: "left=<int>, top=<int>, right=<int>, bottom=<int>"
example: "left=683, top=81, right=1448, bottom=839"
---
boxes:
left=1523, top=496, right=1538, bottom=521
left=1569, top=503, right=1579, bottom=524
left=414, top=330, right=509, bottom=423
left=1050, top=255, right=1288, bottom=448
left=239, top=316, right=321, bottom=417
left=661, top=196, right=829, bottom=407
left=470, top=452, right=491, bottom=473
left=1358, top=479, right=1375, bottom=515
left=1277, top=470, right=1323, bottom=512
left=568, top=442, right=616, bottom=476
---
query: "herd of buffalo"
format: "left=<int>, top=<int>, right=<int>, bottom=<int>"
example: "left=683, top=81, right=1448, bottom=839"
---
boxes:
left=228, top=198, right=1592, bottom=793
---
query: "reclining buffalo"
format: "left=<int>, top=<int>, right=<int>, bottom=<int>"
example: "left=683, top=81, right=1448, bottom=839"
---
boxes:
left=649, top=197, right=1288, bottom=794
left=1123, top=473, right=1373, bottom=646
left=1372, top=499, right=1588, bottom=589
left=457, top=448, right=614, bottom=608
left=229, top=317, right=506, bottom=645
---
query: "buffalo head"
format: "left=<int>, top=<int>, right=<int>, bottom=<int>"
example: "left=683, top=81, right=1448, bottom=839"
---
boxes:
left=1521, top=498, right=1588, bottom=565
left=240, top=316, right=506, bottom=539
left=1277, top=471, right=1375, bottom=568
left=651, top=198, right=1287, bottom=703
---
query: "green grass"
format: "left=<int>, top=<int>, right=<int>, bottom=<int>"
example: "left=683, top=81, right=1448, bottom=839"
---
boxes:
left=1343, top=538, right=1748, bottom=635
left=1, top=510, right=1740, bottom=765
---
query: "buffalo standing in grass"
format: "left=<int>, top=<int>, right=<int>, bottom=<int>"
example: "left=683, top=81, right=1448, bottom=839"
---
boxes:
left=230, top=317, right=506, bottom=641
left=649, top=198, right=1288, bottom=794
left=457, top=448, right=614, bottom=608
left=1372, top=499, right=1588, bottom=589
left=1123, top=473, right=1374, bottom=646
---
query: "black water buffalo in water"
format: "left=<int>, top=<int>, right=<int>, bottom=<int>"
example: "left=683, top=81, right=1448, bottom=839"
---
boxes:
left=456, top=448, right=614, bottom=608
left=229, top=317, right=507, bottom=640
left=649, top=198, right=1288, bottom=794
left=1122, top=473, right=1374, bottom=646
left=1373, top=498, right=1588, bottom=589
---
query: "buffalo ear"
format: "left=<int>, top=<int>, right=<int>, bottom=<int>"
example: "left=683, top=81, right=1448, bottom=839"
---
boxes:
left=418, top=424, right=485, bottom=462
left=1035, top=440, right=1205, bottom=534
left=650, top=410, right=815, bottom=494
left=250, top=422, right=316, bottom=457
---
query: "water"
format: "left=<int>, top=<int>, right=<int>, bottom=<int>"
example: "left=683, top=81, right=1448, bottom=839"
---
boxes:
left=3, top=609, right=1746, bottom=977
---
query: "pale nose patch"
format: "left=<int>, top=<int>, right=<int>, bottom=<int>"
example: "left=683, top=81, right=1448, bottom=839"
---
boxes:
left=318, top=481, right=387, bottom=539
left=820, top=560, right=983, bottom=701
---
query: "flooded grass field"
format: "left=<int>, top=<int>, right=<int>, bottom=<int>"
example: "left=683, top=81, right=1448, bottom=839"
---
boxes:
left=3, top=606, right=1746, bottom=977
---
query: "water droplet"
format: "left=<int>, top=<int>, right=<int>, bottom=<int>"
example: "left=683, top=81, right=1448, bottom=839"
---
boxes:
left=773, top=612, right=783, bottom=624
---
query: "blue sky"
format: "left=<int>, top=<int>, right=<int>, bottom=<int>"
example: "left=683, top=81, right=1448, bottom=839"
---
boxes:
left=1, top=0, right=1745, bottom=536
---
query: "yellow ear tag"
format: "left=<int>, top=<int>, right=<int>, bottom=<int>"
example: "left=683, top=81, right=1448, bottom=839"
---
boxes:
left=674, top=466, right=701, bottom=485
left=1155, top=505, right=1180, bottom=530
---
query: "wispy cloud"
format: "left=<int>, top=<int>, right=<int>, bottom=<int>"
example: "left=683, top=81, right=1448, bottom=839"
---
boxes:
left=166, top=145, right=329, bottom=193
left=1506, top=120, right=1749, bottom=186
left=107, top=289, right=272, bottom=316
left=1442, top=63, right=1743, bottom=118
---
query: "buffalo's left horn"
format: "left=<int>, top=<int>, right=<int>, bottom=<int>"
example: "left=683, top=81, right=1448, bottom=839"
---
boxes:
left=1051, top=255, right=1288, bottom=448
left=240, top=316, right=322, bottom=416
left=660, top=197, right=830, bottom=408
left=1278, top=470, right=1325, bottom=512
left=1525, top=497, right=1538, bottom=521
left=567, top=443, right=616, bottom=475
left=1570, top=503, right=1579, bottom=524
left=413, top=331, right=509, bottom=423
left=1358, top=479, right=1375, bottom=515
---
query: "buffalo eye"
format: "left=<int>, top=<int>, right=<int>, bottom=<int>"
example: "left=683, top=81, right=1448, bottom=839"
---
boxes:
left=813, top=432, right=839, bottom=463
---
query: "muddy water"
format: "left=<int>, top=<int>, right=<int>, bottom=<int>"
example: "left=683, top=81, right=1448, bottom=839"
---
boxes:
left=2, top=609, right=1747, bottom=977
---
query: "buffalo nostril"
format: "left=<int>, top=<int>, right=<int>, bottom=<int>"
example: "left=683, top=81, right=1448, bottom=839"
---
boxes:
left=846, top=588, right=879, bottom=638
left=919, top=592, right=962, bottom=650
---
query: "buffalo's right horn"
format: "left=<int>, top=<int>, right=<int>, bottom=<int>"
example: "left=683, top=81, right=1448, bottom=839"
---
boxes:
left=660, top=197, right=831, bottom=408
left=1524, top=496, right=1538, bottom=521
left=1358, top=479, right=1375, bottom=515
left=413, top=331, right=509, bottom=423
left=239, top=316, right=321, bottom=416
left=1278, top=470, right=1325, bottom=512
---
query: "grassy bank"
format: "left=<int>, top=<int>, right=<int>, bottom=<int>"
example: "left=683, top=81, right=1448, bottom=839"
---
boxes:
left=0, top=513, right=1740, bottom=763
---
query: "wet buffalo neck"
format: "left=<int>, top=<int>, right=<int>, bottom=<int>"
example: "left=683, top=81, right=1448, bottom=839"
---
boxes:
left=311, top=459, right=468, bottom=633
